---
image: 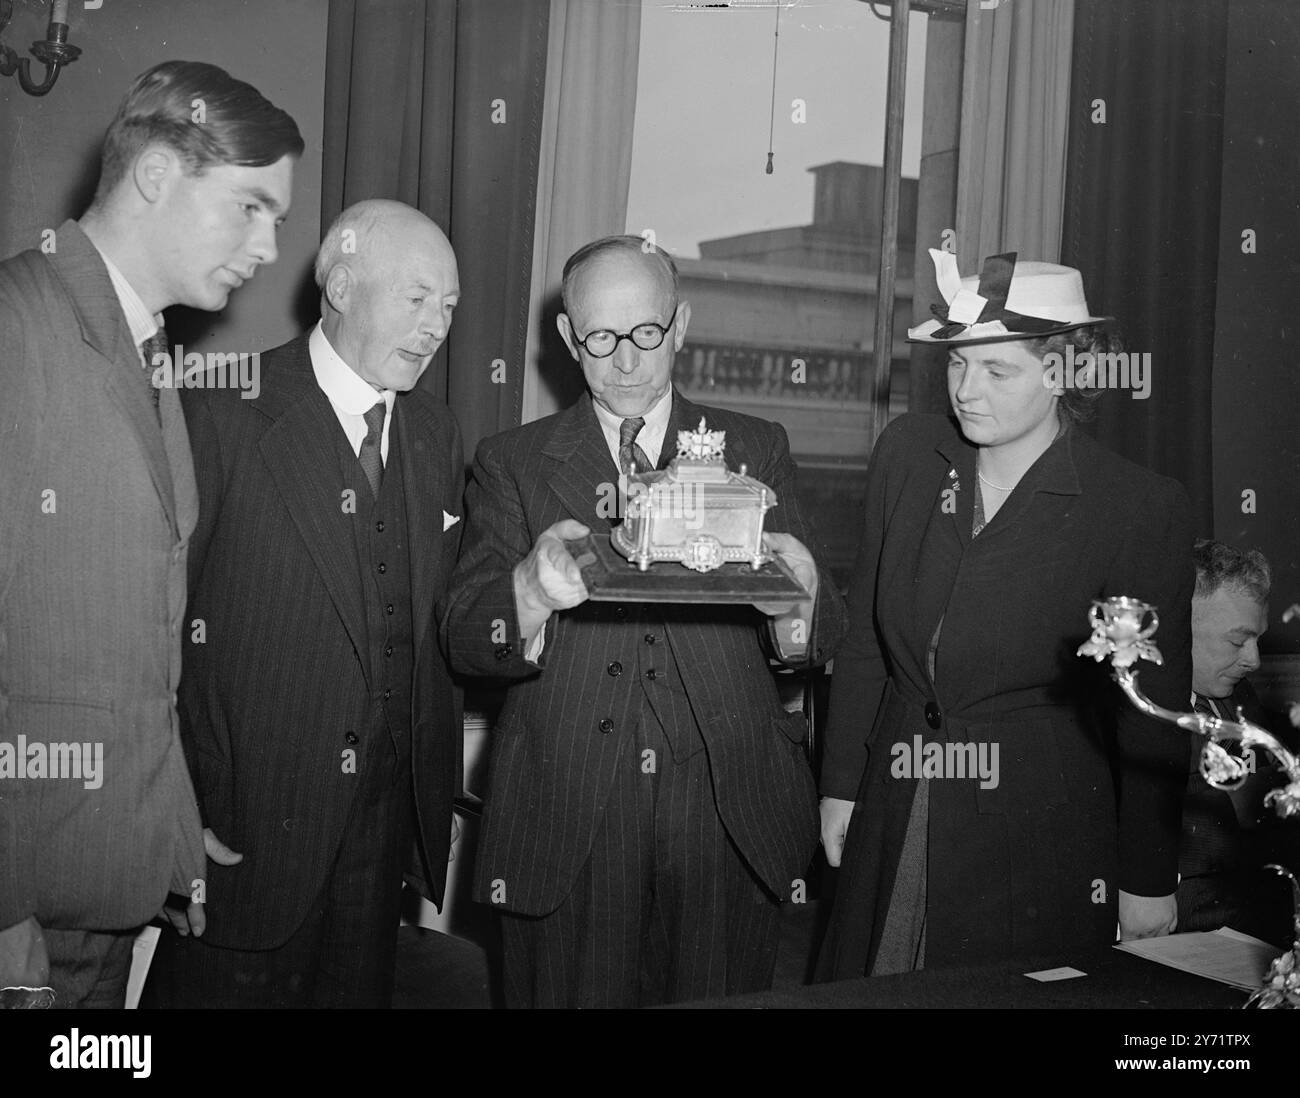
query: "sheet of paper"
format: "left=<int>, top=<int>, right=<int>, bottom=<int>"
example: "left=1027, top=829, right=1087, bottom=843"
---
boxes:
left=1024, top=966, right=1088, bottom=982
left=1113, top=927, right=1280, bottom=991
left=125, top=925, right=161, bottom=1010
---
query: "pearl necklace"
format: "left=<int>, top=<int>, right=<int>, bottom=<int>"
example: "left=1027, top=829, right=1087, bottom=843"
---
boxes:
left=977, top=469, right=1016, bottom=492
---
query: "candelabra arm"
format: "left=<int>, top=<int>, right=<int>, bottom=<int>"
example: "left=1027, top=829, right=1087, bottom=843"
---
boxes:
left=1115, top=665, right=1300, bottom=784
left=1112, top=665, right=1193, bottom=725
left=1084, top=595, right=1300, bottom=1006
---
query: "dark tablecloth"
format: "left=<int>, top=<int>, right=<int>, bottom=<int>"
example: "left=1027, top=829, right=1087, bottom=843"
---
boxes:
left=676, top=946, right=1250, bottom=1009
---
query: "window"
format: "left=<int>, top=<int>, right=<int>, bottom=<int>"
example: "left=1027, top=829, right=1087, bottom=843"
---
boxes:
left=626, top=0, right=933, bottom=582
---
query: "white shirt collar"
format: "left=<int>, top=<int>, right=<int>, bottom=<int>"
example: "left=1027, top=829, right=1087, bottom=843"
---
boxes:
left=309, top=322, right=394, bottom=416
left=592, top=386, right=674, bottom=469
left=307, top=322, right=395, bottom=463
left=92, top=245, right=162, bottom=349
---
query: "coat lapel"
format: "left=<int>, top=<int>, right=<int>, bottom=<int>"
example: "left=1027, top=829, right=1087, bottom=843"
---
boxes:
left=934, top=426, right=976, bottom=552
left=669, top=389, right=771, bottom=477
left=50, top=220, right=178, bottom=535
left=541, top=389, right=703, bottom=527
left=159, top=384, right=197, bottom=541
left=393, top=395, right=447, bottom=661
left=256, top=340, right=371, bottom=685
left=932, top=420, right=1083, bottom=548
left=541, top=394, right=621, bottom=531
left=900, top=425, right=973, bottom=663
left=664, top=390, right=699, bottom=471
left=964, top=423, right=1083, bottom=542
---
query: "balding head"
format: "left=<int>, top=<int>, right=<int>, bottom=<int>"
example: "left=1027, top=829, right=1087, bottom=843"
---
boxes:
left=560, top=234, right=678, bottom=316
left=317, top=200, right=459, bottom=391
left=316, top=199, right=452, bottom=288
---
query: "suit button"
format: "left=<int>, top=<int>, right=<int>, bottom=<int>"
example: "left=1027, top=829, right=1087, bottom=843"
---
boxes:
left=924, top=702, right=942, bottom=729
left=384, top=688, right=393, bottom=700
left=598, top=718, right=614, bottom=734
left=345, top=731, right=359, bottom=745
left=385, top=645, right=394, bottom=657
left=645, top=669, right=657, bottom=681
left=644, top=633, right=656, bottom=645
left=376, top=521, right=385, bottom=533
left=607, top=661, right=623, bottom=676
left=377, top=562, right=387, bottom=574
left=614, top=606, right=627, bottom=619
left=494, top=643, right=514, bottom=661
left=386, top=603, right=395, bottom=615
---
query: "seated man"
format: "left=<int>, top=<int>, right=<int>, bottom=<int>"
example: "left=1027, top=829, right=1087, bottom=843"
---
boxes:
left=1177, top=539, right=1298, bottom=946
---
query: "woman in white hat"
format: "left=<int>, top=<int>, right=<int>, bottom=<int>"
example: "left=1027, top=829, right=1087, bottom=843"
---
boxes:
left=817, top=251, right=1196, bottom=979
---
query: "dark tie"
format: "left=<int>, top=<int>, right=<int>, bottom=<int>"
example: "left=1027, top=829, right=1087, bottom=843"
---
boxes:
left=140, top=327, right=169, bottom=415
left=1193, top=694, right=1218, bottom=718
left=619, top=416, right=652, bottom=475
left=359, top=402, right=386, bottom=497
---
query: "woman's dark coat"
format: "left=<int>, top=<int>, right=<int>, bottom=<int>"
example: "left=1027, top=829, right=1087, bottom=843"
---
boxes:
left=819, top=413, right=1194, bottom=977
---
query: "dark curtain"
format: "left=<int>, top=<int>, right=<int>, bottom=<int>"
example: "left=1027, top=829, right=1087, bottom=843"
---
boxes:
left=1209, top=2, right=1300, bottom=652
left=322, top=0, right=550, bottom=461
left=1060, top=0, right=1227, bottom=534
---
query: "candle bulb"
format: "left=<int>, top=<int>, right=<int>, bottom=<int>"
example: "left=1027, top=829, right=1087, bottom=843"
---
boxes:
left=52, top=0, right=70, bottom=25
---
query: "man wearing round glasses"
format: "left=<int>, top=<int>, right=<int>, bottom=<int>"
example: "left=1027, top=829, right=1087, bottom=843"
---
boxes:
left=568, top=303, right=679, bottom=357
left=558, top=247, right=683, bottom=425
left=445, top=235, right=846, bottom=1007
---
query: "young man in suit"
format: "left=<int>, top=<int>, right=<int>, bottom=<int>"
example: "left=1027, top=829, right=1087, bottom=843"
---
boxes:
left=0, top=61, right=301, bottom=1009
left=144, top=200, right=465, bottom=1008
left=444, top=235, right=846, bottom=1007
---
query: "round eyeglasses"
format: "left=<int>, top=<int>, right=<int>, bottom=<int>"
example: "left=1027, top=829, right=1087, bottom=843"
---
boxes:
left=572, top=304, right=679, bottom=359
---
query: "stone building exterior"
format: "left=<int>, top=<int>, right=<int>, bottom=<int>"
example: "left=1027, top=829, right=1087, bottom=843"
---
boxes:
left=673, top=162, right=917, bottom=579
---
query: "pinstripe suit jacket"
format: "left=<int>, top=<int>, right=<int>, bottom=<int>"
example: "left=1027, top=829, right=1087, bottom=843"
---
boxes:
left=0, top=221, right=206, bottom=932
left=178, top=335, right=464, bottom=949
left=443, top=390, right=846, bottom=916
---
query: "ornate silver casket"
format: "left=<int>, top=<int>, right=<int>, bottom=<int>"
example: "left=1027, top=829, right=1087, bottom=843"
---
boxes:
left=612, top=418, right=776, bottom=573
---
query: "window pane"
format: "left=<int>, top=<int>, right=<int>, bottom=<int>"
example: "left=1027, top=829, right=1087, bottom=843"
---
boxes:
left=626, top=0, right=931, bottom=584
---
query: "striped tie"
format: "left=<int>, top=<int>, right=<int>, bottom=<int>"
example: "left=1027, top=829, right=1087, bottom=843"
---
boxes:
left=140, top=327, right=169, bottom=417
left=619, top=416, right=651, bottom=475
left=359, top=402, right=386, bottom=497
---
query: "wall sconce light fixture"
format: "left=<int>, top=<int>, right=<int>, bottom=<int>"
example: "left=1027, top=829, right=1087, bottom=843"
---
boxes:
left=0, top=0, right=82, bottom=97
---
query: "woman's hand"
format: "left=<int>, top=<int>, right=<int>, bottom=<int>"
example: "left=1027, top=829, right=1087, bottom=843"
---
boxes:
left=1118, top=890, right=1177, bottom=940
left=819, top=797, right=855, bottom=867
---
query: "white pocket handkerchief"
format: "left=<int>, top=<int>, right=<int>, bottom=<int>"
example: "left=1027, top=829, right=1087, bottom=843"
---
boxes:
left=443, top=510, right=461, bottom=531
